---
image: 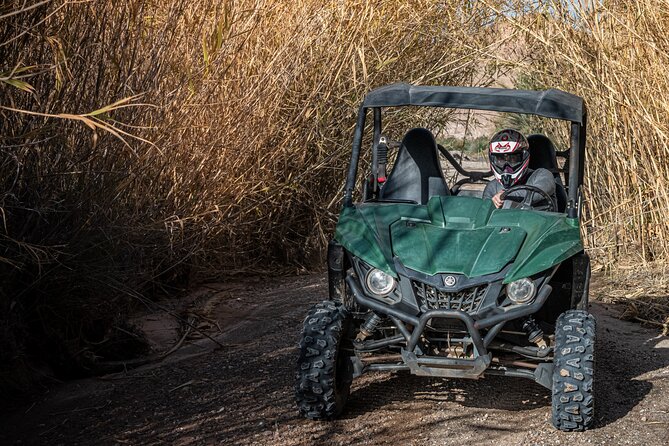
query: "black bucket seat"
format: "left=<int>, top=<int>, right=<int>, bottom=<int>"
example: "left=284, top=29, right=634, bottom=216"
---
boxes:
left=380, top=128, right=449, bottom=204
left=527, top=134, right=568, bottom=212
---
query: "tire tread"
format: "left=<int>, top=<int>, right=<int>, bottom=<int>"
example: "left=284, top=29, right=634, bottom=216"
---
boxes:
left=295, top=301, right=351, bottom=420
left=551, top=309, right=596, bottom=432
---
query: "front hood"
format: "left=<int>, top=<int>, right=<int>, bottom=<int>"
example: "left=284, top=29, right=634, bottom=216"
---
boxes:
left=335, top=195, right=583, bottom=282
left=391, top=220, right=525, bottom=277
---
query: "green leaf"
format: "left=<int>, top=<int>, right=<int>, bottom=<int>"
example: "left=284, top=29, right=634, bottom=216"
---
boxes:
left=1, top=78, right=35, bottom=93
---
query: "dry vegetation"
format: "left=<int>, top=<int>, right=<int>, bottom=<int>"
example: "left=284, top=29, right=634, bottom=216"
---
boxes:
left=2, top=0, right=669, bottom=392
left=0, top=0, right=508, bottom=391
left=594, top=263, right=669, bottom=335
left=497, top=0, right=669, bottom=332
left=498, top=0, right=669, bottom=265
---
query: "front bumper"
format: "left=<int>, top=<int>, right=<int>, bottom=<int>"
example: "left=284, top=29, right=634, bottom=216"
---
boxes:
left=345, top=274, right=553, bottom=385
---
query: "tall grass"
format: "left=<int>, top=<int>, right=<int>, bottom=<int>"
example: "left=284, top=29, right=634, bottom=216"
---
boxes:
left=0, top=0, right=507, bottom=390
left=499, top=0, right=669, bottom=267
left=6, top=0, right=669, bottom=390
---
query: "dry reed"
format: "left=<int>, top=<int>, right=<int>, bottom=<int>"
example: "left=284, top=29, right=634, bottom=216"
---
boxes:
left=488, top=0, right=669, bottom=329
left=6, top=0, right=669, bottom=389
left=0, top=0, right=508, bottom=389
left=498, top=0, right=669, bottom=267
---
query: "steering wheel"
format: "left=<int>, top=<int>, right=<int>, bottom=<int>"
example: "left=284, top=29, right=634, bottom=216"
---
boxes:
left=500, top=185, right=556, bottom=212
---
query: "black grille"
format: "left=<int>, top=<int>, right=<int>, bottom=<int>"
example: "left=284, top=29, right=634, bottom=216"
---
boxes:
left=412, top=281, right=487, bottom=313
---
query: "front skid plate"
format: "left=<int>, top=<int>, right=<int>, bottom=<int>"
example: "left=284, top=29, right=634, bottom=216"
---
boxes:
left=400, top=349, right=491, bottom=378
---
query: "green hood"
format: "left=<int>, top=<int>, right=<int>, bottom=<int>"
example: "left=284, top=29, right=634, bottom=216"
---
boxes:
left=334, top=195, right=583, bottom=283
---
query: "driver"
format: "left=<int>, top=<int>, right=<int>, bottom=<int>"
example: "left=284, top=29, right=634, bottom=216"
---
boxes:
left=482, top=129, right=556, bottom=209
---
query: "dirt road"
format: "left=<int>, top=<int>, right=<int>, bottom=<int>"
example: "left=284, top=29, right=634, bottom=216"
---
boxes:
left=2, top=274, right=668, bottom=445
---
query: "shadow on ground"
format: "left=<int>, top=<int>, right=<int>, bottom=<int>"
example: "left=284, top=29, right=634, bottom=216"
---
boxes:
left=590, top=303, right=669, bottom=428
left=1, top=275, right=668, bottom=445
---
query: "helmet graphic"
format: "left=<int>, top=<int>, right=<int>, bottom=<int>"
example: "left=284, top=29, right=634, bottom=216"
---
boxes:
left=488, top=129, right=530, bottom=189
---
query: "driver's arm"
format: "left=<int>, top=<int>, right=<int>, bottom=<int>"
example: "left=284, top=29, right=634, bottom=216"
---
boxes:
left=526, top=168, right=556, bottom=204
left=482, top=181, right=504, bottom=208
left=482, top=180, right=499, bottom=200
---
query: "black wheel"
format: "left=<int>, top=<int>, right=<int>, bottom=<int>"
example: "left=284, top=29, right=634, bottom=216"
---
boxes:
left=295, top=300, right=353, bottom=420
left=551, top=309, right=596, bottom=431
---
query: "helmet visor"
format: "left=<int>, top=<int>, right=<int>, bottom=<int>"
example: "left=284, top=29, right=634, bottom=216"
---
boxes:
left=490, top=151, right=525, bottom=169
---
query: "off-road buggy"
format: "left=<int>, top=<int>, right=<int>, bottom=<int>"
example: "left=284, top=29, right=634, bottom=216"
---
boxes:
left=295, top=84, right=594, bottom=431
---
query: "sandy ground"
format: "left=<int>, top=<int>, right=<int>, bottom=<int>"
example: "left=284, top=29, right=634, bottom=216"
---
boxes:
left=1, top=273, right=668, bottom=446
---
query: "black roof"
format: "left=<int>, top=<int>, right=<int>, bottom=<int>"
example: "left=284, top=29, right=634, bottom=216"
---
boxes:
left=362, top=83, right=586, bottom=124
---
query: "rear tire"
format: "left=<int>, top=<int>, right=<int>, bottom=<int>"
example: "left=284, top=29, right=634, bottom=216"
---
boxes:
left=551, top=309, right=596, bottom=431
left=295, top=301, right=353, bottom=420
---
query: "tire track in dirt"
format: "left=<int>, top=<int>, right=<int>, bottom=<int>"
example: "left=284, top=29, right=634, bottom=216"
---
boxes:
left=1, top=274, right=668, bottom=445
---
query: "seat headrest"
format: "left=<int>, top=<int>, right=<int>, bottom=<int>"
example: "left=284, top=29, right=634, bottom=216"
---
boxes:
left=527, top=134, right=559, bottom=172
left=379, top=128, right=449, bottom=204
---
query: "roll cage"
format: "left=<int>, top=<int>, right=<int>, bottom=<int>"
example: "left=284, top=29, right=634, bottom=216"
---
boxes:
left=342, top=83, right=587, bottom=219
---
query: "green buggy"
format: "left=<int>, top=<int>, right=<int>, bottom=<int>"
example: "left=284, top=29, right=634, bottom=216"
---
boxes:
left=296, top=84, right=594, bottom=431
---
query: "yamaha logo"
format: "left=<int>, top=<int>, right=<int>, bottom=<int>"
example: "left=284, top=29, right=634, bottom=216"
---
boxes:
left=443, top=275, right=457, bottom=287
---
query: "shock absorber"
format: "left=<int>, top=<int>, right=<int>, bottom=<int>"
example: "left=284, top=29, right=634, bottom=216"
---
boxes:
left=522, top=317, right=547, bottom=349
left=356, top=312, right=382, bottom=342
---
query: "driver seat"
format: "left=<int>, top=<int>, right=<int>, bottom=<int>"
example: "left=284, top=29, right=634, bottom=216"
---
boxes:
left=527, top=134, right=567, bottom=212
left=380, top=128, right=449, bottom=204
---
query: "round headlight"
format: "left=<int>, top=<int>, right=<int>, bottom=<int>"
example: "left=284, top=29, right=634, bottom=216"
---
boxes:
left=365, top=269, right=395, bottom=296
left=507, top=278, right=536, bottom=304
